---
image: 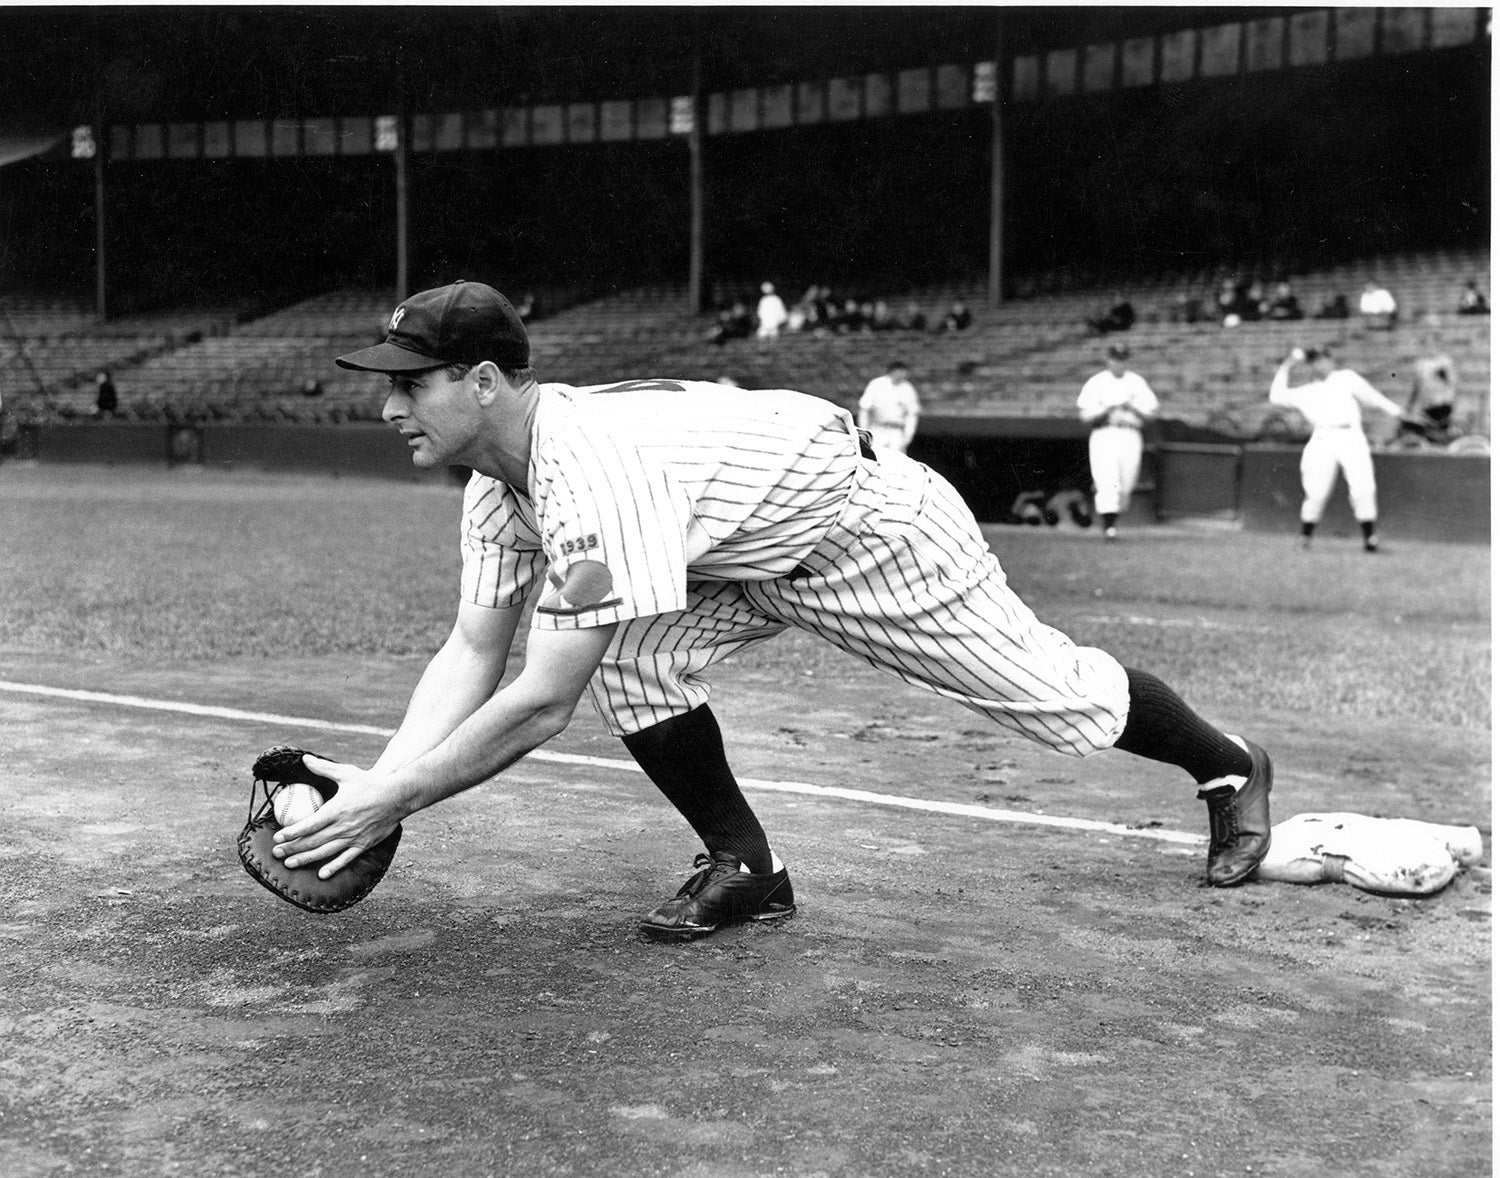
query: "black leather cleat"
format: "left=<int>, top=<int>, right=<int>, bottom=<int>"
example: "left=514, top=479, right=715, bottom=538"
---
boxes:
left=1199, top=740, right=1273, bottom=887
left=639, top=851, right=796, bottom=942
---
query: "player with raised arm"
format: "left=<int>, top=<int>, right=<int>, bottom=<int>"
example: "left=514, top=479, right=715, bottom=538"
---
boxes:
left=268, top=281, right=1274, bottom=939
left=1269, top=345, right=1403, bottom=552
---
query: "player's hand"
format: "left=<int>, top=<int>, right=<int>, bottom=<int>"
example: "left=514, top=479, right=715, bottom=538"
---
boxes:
left=1288, top=347, right=1306, bottom=363
left=272, top=755, right=405, bottom=879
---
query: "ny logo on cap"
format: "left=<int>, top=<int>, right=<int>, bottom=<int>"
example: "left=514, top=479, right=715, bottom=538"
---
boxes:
left=389, top=307, right=407, bottom=331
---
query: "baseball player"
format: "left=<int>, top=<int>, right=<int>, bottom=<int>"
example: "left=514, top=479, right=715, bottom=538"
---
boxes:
left=1077, top=343, right=1158, bottom=539
left=856, top=360, right=921, bottom=455
left=272, top=281, right=1273, bottom=942
left=1269, top=346, right=1403, bottom=551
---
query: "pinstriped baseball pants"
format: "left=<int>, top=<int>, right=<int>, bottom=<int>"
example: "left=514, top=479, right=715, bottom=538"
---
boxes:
left=587, top=450, right=1131, bottom=756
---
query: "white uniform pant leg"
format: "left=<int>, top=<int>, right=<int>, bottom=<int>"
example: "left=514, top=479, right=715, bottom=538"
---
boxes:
left=1334, top=432, right=1379, bottom=521
left=1298, top=431, right=1342, bottom=523
left=587, top=582, right=787, bottom=736
left=748, top=453, right=1130, bottom=757
left=1088, top=427, right=1142, bottom=516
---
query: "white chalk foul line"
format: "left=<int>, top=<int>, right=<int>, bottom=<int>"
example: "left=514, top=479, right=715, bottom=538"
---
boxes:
left=0, top=679, right=1205, bottom=847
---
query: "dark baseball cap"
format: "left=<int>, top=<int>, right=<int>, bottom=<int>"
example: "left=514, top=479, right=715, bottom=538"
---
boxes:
left=1107, top=343, right=1131, bottom=359
left=335, top=281, right=530, bottom=373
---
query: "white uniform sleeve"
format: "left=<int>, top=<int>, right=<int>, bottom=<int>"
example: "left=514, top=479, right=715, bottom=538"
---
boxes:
left=460, top=474, right=545, bottom=609
left=529, top=425, right=694, bottom=631
left=1346, top=372, right=1404, bottom=417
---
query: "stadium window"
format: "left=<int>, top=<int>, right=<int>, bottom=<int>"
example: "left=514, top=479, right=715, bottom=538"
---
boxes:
left=729, top=88, right=759, bottom=133
left=1082, top=43, right=1115, bottom=93
left=762, top=84, right=793, bottom=129
left=971, top=61, right=997, bottom=104
left=1334, top=8, right=1376, bottom=60
left=1288, top=10, right=1330, bottom=65
left=1011, top=55, right=1039, bottom=102
left=373, top=115, right=398, bottom=152
left=1043, top=49, right=1077, bottom=97
left=1121, top=37, right=1154, bottom=86
left=109, top=125, right=132, bottom=161
left=1245, top=17, right=1285, bottom=72
left=638, top=97, right=668, bottom=139
left=707, top=93, right=728, bottom=135
left=1160, top=30, right=1196, bottom=83
left=599, top=100, right=632, bottom=142
left=340, top=117, right=373, bottom=155
left=501, top=108, right=529, bottom=147
left=202, top=121, right=231, bottom=158
left=827, top=77, right=860, bottom=121
left=532, top=105, right=563, bottom=145
left=233, top=120, right=268, bottom=157
left=935, top=63, right=967, bottom=108
left=897, top=67, right=931, bottom=113
left=135, top=124, right=164, bottom=160
left=796, top=81, right=826, bottom=124
left=1199, top=23, right=1241, bottom=78
left=1381, top=8, right=1427, bottom=54
left=566, top=103, right=596, bottom=143
left=270, top=119, right=300, bottom=157
left=865, top=72, right=893, bottom=117
left=1431, top=6, right=1479, bottom=47
left=409, top=114, right=434, bottom=153
left=302, top=118, right=338, bottom=156
left=436, top=112, right=464, bottom=150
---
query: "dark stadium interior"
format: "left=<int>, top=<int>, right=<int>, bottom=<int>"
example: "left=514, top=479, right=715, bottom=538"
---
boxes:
left=0, top=5, right=1490, bottom=513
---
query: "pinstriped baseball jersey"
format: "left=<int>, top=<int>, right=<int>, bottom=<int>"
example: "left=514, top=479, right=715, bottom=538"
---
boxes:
left=462, top=380, right=862, bottom=624
left=461, top=378, right=1130, bottom=755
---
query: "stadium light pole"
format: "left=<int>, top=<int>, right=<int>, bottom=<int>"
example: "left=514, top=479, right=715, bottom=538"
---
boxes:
left=686, top=12, right=706, bottom=315
left=987, top=10, right=1005, bottom=310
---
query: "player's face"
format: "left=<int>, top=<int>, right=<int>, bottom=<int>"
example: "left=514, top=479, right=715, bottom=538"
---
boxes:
left=382, top=368, right=480, bottom=467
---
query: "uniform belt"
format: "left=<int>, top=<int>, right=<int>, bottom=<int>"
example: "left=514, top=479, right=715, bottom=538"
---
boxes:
left=1095, top=422, right=1141, bottom=432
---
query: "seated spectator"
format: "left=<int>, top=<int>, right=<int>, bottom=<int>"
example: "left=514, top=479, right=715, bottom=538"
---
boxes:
left=94, top=371, right=121, bottom=418
left=1087, top=292, right=1135, bottom=334
left=897, top=300, right=928, bottom=332
left=710, top=300, right=754, bottom=345
left=1313, top=292, right=1350, bottom=320
left=938, top=300, right=972, bottom=333
left=1457, top=278, right=1489, bottom=316
left=1240, top=281, right=1266, bottom=322
left=868, top=299, right=898, bottom=332
left=514, top=292, right=537, bottom=323
left=1358, top=280, right=1398, bottom=330
left=1215, top=277, right=1244, bottom=325
left=301, top=378, right=324, bottom=398
left=834, top=298, right=866, bottom=334
left=1263, top=281, right=1304, bottom=321
left=1168, top=290, right=1204, bottom=324
left=1401, top=318, right=1459, bottom=443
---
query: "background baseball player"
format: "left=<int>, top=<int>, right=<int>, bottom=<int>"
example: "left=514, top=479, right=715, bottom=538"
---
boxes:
left=1269, top=345, right=1403, bottom=551
left=271, top=281, right=1274, bottom=942
left=856, top=360, right=921, bottom=454
left=1077, top=342, right=1158, bottom=539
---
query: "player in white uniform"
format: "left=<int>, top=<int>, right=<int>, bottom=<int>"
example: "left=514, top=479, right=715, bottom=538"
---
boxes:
left=857, top=361, right=921, bottom=455
left=272, top=282, right=1274, bottom=941
left=1269, top=346, right=1403, bottom=552
left=1077, top=343, right=1158, bottom=540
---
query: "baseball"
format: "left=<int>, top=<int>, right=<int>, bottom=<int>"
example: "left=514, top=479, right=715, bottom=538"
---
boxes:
left=272, top=781, right=324, bottom=828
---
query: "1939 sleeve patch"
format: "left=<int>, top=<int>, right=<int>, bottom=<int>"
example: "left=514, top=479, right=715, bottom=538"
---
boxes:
left=536, top=559, right=623, bottom=616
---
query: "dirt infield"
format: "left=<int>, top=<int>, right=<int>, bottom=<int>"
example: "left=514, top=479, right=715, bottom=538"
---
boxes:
left=0, top=465, right=1489, bottom=1176
left=1, top=642, right=1489, bottom=1178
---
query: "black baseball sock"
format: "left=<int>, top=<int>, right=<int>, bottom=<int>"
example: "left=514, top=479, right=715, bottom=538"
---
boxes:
left=1112, top=668, right=1253, bottom=785
left=1360, top=520, right=1377, bottom=542
left=1301, top=521, right=1316, bottom=539
left=620, top=705, right=774, bottom=874
left=1102, top=512, right=1119, bottom=531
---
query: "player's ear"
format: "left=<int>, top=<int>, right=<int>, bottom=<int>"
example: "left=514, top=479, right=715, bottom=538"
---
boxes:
left=470, top=361, right=503, bottom=406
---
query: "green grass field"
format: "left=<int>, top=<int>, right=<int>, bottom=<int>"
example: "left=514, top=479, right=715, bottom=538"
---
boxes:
left=0, top=464, right=1488, bottom=729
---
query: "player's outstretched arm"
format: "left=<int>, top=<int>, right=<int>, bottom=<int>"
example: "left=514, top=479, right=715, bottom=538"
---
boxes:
left=372, top=599, right=525, bottom=775
left=274, top=622, right=617, bottom=878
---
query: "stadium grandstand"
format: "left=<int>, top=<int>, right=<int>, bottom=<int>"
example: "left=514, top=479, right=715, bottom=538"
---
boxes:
left=0, top=7, right=1489, bottom=478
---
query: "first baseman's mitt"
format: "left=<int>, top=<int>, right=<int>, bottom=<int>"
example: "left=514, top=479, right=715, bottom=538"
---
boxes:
left=237, top=745, right=402, bottom=914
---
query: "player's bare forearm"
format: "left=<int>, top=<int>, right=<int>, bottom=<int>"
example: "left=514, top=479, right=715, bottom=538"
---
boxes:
left=274, top=623, right=616, bottom=876
left=372, top=600, right=523, bottom=774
